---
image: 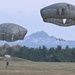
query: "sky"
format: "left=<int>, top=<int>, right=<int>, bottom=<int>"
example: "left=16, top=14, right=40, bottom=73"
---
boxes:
left=0, top=0, right=75, bottom=40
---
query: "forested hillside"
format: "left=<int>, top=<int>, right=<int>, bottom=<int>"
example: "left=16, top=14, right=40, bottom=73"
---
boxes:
left=0, top=44, right=75, bottom=62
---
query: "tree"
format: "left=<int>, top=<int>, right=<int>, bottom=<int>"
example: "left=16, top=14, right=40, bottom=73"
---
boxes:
left=55, top=45, right=62, bottom=62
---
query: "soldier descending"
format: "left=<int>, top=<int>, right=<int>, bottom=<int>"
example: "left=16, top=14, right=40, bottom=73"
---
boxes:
left=6, top=61, right=9, bottom=68
left=4, top=54, right=10, bottom=68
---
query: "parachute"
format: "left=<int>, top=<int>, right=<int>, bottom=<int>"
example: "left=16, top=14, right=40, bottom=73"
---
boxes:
left=40, top=3, right=75, bottom=26
left=5, top=54, right=11, bottom=58
left=4, top=54, right=11, bottom=61
left=0, top=23, right=27, bottom=42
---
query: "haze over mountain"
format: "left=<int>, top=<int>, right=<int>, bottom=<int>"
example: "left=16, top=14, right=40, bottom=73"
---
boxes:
left=15, top=31, right=75, bottom=48
left=0, top=31, right=75, bottom=48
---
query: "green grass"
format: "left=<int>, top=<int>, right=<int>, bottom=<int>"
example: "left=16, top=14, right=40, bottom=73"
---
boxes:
left=0, top=60, right=75, bottom=75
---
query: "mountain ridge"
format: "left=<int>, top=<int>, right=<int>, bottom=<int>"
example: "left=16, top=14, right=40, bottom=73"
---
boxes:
left=22, top=31, right=75, bottom=48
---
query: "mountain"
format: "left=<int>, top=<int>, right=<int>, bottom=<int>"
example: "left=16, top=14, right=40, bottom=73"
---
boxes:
left=0, top=31, right=75, bottom=48
left=19, top=31, right=75, bottom=48
left=22, top=31, right=57, bottom=48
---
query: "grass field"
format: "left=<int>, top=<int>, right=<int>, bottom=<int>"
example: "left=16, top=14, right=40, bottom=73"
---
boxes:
left=0, top=60, right=75, bottom=75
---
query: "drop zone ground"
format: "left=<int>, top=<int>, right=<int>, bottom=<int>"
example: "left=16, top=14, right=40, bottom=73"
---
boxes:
left=0, top=60, right=75, bottom=75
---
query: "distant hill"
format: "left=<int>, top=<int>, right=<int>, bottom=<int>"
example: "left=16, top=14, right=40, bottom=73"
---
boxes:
left=0, top=31, right=75, bottom=48
left=19, top=31, right=75, bottom=48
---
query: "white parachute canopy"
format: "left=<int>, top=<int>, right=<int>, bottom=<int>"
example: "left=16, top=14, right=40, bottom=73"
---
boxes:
left=5, top=54, right=11, bottom=59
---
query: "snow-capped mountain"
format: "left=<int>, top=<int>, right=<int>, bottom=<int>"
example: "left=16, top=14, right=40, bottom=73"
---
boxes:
left=0, top=31, right=75, bottom=48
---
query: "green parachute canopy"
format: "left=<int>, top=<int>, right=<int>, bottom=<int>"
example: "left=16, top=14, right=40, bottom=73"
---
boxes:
left=0, top=23, right=27, bottom=42
left=40, top=3, right=75, bottom=26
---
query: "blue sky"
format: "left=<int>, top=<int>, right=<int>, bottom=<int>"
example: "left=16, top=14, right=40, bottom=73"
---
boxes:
left=0, top=0, right=75, bottom=40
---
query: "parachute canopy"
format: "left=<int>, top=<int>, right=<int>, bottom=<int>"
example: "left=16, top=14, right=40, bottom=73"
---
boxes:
left=5, top=54, right=11, bottom=58
left=40, top=3, right=75, bottom=26
left=0, top=23, right=27, bottom=42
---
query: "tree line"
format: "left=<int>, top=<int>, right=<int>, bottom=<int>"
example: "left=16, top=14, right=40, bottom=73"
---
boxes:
left=1, top=44, right=75, bottom=62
